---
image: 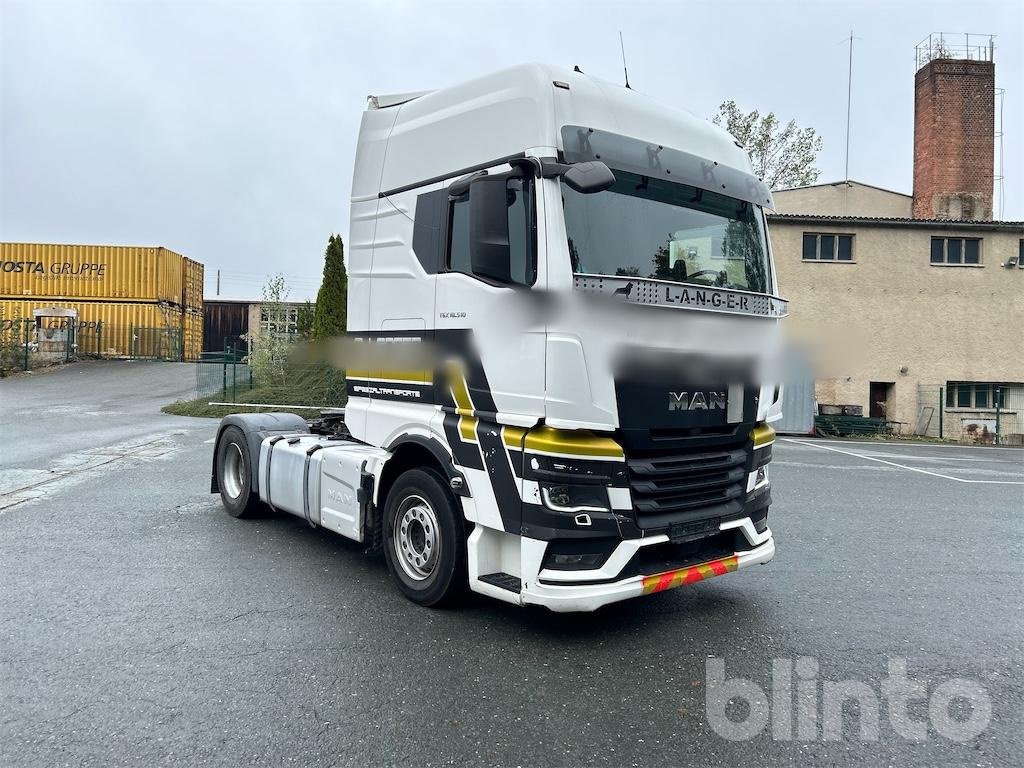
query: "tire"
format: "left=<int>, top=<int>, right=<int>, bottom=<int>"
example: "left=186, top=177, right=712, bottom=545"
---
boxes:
left=216, top=426, right=262, bottom=518
left=382, top=468, right=467, bottom=607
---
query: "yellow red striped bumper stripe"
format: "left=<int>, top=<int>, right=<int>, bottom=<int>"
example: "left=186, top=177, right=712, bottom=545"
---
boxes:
left=640, top=554, right=739, bottom=595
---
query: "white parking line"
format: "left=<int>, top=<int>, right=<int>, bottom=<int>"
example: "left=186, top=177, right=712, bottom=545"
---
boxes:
left=782, top=438, right=1024, bottom=485
left=862, top=452, right=1017, bottom=464
left=801, top=437, right=1024, bottom=453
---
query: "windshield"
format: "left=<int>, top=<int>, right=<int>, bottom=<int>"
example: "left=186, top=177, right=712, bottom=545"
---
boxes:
left=562, top=169, right=771, bottom=293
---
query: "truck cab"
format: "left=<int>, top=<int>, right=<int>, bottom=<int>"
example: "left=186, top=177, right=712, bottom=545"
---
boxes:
left=212, top=63, right=785, bottom=612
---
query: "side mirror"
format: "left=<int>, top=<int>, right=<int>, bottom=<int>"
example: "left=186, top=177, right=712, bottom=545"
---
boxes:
left=562, top=161, right=615, bottom=194
left=469, top=175, right=513, bottom=284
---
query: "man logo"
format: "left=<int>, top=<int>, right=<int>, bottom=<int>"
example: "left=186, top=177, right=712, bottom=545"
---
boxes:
left=669, top=391, right=726, bottom=411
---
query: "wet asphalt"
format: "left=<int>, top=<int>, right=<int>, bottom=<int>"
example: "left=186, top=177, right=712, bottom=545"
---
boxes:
left=1, top=360, right=1022, bottom=767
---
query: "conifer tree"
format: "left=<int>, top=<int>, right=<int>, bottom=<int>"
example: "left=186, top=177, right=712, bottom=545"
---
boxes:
left=312, top=234, right=347, bottom=341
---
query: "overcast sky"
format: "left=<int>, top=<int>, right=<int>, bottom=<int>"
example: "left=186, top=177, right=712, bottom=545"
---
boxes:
left=2, top=0, right=1021, bottom=300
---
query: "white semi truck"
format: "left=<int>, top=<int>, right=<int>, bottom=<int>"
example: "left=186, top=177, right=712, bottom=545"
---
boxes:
left=211, top=63, right=786, bottom=612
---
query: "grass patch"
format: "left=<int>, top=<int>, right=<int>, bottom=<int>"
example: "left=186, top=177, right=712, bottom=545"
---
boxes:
left=163, top=364, right=346, bottom=419
left=161, top=395, right=325, bottom=419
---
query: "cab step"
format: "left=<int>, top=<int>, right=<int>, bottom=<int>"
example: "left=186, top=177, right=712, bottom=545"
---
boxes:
left=479, top=572, right=522, bottom=593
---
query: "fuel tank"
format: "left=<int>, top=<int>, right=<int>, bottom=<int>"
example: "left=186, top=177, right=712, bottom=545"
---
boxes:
left=258, top=435, right=387, bottom=541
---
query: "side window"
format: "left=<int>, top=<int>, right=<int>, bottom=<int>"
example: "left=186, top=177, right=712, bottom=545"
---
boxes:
left=506, top=179, right=532, bottom=285
left=447, top=193, right=471, bottom=274
left=445, top=177, right=535, bottom=286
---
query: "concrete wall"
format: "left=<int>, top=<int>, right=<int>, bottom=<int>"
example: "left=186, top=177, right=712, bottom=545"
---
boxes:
left=773, top=182, right=912, bottom=218
left=769, top=218, right=1024, bottom=437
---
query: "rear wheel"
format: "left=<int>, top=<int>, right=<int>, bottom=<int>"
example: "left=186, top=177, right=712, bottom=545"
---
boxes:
left=216, top=426, right=262, bottom=518
left=383, top=468, right=466, bottom=607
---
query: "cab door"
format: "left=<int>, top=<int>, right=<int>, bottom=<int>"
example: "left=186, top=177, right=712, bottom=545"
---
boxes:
left=433, top=162, right=547, bottom=537
left=433, top=162, right=546, bottom=422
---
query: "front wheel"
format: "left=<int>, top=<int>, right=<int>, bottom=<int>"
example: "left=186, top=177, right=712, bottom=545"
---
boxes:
left=382, top=469, right=466, bottom=607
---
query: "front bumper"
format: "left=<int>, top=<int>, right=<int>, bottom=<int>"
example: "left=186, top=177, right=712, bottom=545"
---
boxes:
left=521, top=517, right=774, bottom=613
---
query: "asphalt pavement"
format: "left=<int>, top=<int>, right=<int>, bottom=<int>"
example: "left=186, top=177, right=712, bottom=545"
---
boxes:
left=1, top=361, right=1022, bottom=767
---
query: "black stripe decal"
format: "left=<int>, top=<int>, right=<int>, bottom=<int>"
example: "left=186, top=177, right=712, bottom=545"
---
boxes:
left=442, top=412, right=483, bottom=471
left=346, top=380, right=434, bottom=403
left=476, top=420, right=522, bottom=534
left=378, top=152, right=526, bottom=198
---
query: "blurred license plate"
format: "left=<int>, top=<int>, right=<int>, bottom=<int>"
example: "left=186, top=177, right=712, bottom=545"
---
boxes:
left=669, top=519, right=720, bottom=544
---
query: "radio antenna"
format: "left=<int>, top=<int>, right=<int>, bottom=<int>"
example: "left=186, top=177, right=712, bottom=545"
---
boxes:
left=619, top=31, right=631, bottom=89
left=844, top=30, right=854, bottom=181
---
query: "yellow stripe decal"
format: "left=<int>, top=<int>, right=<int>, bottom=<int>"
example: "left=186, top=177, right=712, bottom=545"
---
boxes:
left=522, top=425, right=624, bottom=459
left=502, top=426, right=527, bottom=449
left=441, top=362, right=478, bottom=443
left=459, top=415, right=478, bottom=442
left=751, top=422, right=775, bottom=448
left=445, top=361, right=475, bottom=413
left=345, top=369, right=432, bottom=383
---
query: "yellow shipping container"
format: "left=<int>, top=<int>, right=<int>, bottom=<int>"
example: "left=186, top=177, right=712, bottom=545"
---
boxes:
left=1, top=243, right=186, bottom=305
left=182, top=257, right=204, bottom=312
left=183, top=309, right=204, bottom=362
left=0, top=298, right=202, bottom=361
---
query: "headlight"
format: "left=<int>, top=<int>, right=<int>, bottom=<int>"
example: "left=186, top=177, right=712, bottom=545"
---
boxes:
left=540, top=483, right=610, bottom=513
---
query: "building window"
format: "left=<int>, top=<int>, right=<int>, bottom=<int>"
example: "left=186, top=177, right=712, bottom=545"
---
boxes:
left=956, top=385, right=972, bottom=408
left=802, top=233, right=854, bottom=261
left=259, top=306, right=299, bottom=339
left=975, top=386, right=989, bottom=409
left=930, top=237, right=981, bottom=265
left=945, top=382, right=1021, bottom=409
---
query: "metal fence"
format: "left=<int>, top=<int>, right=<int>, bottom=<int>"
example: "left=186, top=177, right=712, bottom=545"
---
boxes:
left=206, top=333, right=249, bottom=357
left=195, top=351, right=254, bottom=400
left=128, top=326, right=183, bottom=360
left=0, top=319, right=192, bottom=376
left=0, top=318, right=73, bottom=374
left=191, top=349, right=346, bottom=410
left=68, top=324, right=184, bottom=361
left=914, top=33, right=994, bottom=69
left=915, top=383, right=1024, bottom=445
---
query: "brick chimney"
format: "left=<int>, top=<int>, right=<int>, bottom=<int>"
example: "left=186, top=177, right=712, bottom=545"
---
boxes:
left=912, top=46, right=995, bottom=221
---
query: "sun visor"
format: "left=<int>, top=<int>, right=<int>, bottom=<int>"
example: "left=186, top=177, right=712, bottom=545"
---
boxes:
left=560, top=125, right=774, bottom=209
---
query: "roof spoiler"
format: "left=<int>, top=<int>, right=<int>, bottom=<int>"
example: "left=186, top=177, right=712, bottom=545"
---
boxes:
left=366, top=90, right=434, bottom=110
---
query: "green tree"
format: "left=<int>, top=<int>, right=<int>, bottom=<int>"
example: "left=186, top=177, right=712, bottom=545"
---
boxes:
left=245, top=273, right=291, bottom=385
left=712, top=101, right=823, bottom=189
left=312, top=234, right=347, bottom=341
left=296, top=301, right=315, bottom=340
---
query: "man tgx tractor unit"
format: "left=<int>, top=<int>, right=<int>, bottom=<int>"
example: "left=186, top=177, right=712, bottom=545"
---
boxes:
left=212, top=64, right=786, bottom=612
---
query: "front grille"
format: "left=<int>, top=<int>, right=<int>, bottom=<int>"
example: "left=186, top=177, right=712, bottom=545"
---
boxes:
left=627, top=445, right=748, bottom=529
